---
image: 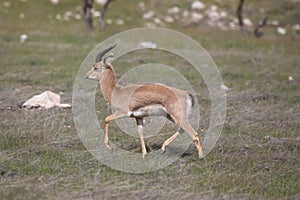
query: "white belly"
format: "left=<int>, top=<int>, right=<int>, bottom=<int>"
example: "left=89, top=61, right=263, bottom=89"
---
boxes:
left=128, top=104, right=167, bottom=118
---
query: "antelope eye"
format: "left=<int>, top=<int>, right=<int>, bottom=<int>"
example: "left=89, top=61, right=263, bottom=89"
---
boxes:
left=94, top=67, right=97, bottom=70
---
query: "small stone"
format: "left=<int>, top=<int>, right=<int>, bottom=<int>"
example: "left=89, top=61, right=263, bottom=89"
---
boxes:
left=210, top=5, right=218, bottom=12
left=4, top=1, right=11, bottom=7
left=220, top=11, right=227, bottom=18
left=95, top=0, right=106, bottom=5
left=143, top=11, right=154, bottom=20
left=75, top=14, right=81, bottom=20
left=115, top=19, right=124, bottom=25
left=138, top=41, right=157, bottom=48
left=207, top=11, right=220, bottom=21
left=153, top=18, right=161, bottom=24
left=138, top=2, right=145, bottom=11
left=55, top=14, right=61, bottom=20
left=19, top=13, right=26, bottom=19
left=167, top=6, right=180, bottom=15
left=92, top=9, right=101, bottom=18
left=191, top=1, right=206, bottom=10
left=277, top=27, right=287, bottom=35
left=182, top=10, right=189, bottom=18
left=229, top=21, right=236, bottom=29
left=191, top=12, right=203, bottom=23
left=50, top=0, right=59, bottom=5
left=164, top=16, right=174, bottom=23
left=20, top=34, right=28, bottom=43
left=106, top=18, right=113, bottom=24
left=243, top=18, right=253, bottom=27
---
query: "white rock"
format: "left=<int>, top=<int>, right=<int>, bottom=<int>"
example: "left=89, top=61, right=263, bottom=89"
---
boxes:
left=229, top=21, right=236, bottom=29
left=3, top=1, right=11, bottom=7
left=19, top=13, right=26, bottom=19
left=20, top=34, right=28, bottom=43
left=106, top=18, right=113, bottom=24
left=210, top=5, right=218, bottom=12
left=207, top=11, right=220, bottom=21
left=143, top=11, right=154, bottom=19
left=191, top=12, right=203, bottom=23
left=75, top=14, right=81, bottom=20
left=277, top=27, right=287, bottom=35
left=167, top=6, right=180, bottom=15
left=288, top=76, right=294, bottom=81
left=164, top=16, right=174, bottom=23
left=154, top=18, right=161, bottom=24
left=138, top=2, right=145, bottom=11
left=243, top=18, right=253, bottom=27
left=138, top=41, right=157, bottom=48
left=95, top=0, right=106, bottom=5
left=92, top=9, right=101, bottom=18
left=182, top=10, right=189, bottom=18
left=220, top=11, right=227, bottom=18
left=191, top=1, right=206, bottom=10
left=63, top=11, right=72, bottom=21
left=64, top=11, right=72, bottom=17
left=115, top=19, right=124, bottom=25
left=55, top=14, right=61, bottom=20
left=50, top=0, right=59, bottom=5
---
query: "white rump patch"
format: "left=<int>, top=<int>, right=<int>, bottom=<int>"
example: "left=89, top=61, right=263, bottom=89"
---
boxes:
left=130, top=104, right=167, bottom=118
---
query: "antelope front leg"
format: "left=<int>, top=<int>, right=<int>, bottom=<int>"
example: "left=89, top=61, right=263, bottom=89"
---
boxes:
left=136, top=118, right=147, bottom=159
left=104, top=110, right=124, bottom=150
left=193, top=135, right=204, bottom=158
left=180, top=122, right=204, bottom=158
left=104, top=121, right=112, bottom=149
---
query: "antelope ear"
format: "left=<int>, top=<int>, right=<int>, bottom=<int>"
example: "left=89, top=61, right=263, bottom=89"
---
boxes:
left=106, top=53, right=114, bottom=63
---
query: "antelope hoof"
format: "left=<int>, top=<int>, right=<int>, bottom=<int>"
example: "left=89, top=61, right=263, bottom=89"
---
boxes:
left=198, top=152, right=204, bottom=159
left=161, top=144, right=166, bottom=152
left=142, top=152, right=147, bottom=159
left=105, top=142, right=112, bottom=150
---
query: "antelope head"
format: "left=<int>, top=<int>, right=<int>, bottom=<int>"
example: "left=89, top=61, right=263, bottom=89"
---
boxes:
left=85, top=44, right=116, bottom=80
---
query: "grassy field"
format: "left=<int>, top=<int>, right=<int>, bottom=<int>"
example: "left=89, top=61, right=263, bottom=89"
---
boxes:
left=1, top=0, right=299, bottom=199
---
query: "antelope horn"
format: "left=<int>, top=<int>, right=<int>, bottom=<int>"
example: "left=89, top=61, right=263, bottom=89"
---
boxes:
left=95, top=43, right=117, bottom=63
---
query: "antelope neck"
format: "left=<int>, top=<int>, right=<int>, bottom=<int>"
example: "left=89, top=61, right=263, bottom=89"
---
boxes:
left=99, top=67, right=117, bottom=105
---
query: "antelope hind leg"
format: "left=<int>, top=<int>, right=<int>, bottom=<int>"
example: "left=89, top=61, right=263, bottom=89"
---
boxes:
left=161, top=130, right=181, bottom=152
left=136, top=118, right=147, bottom=159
